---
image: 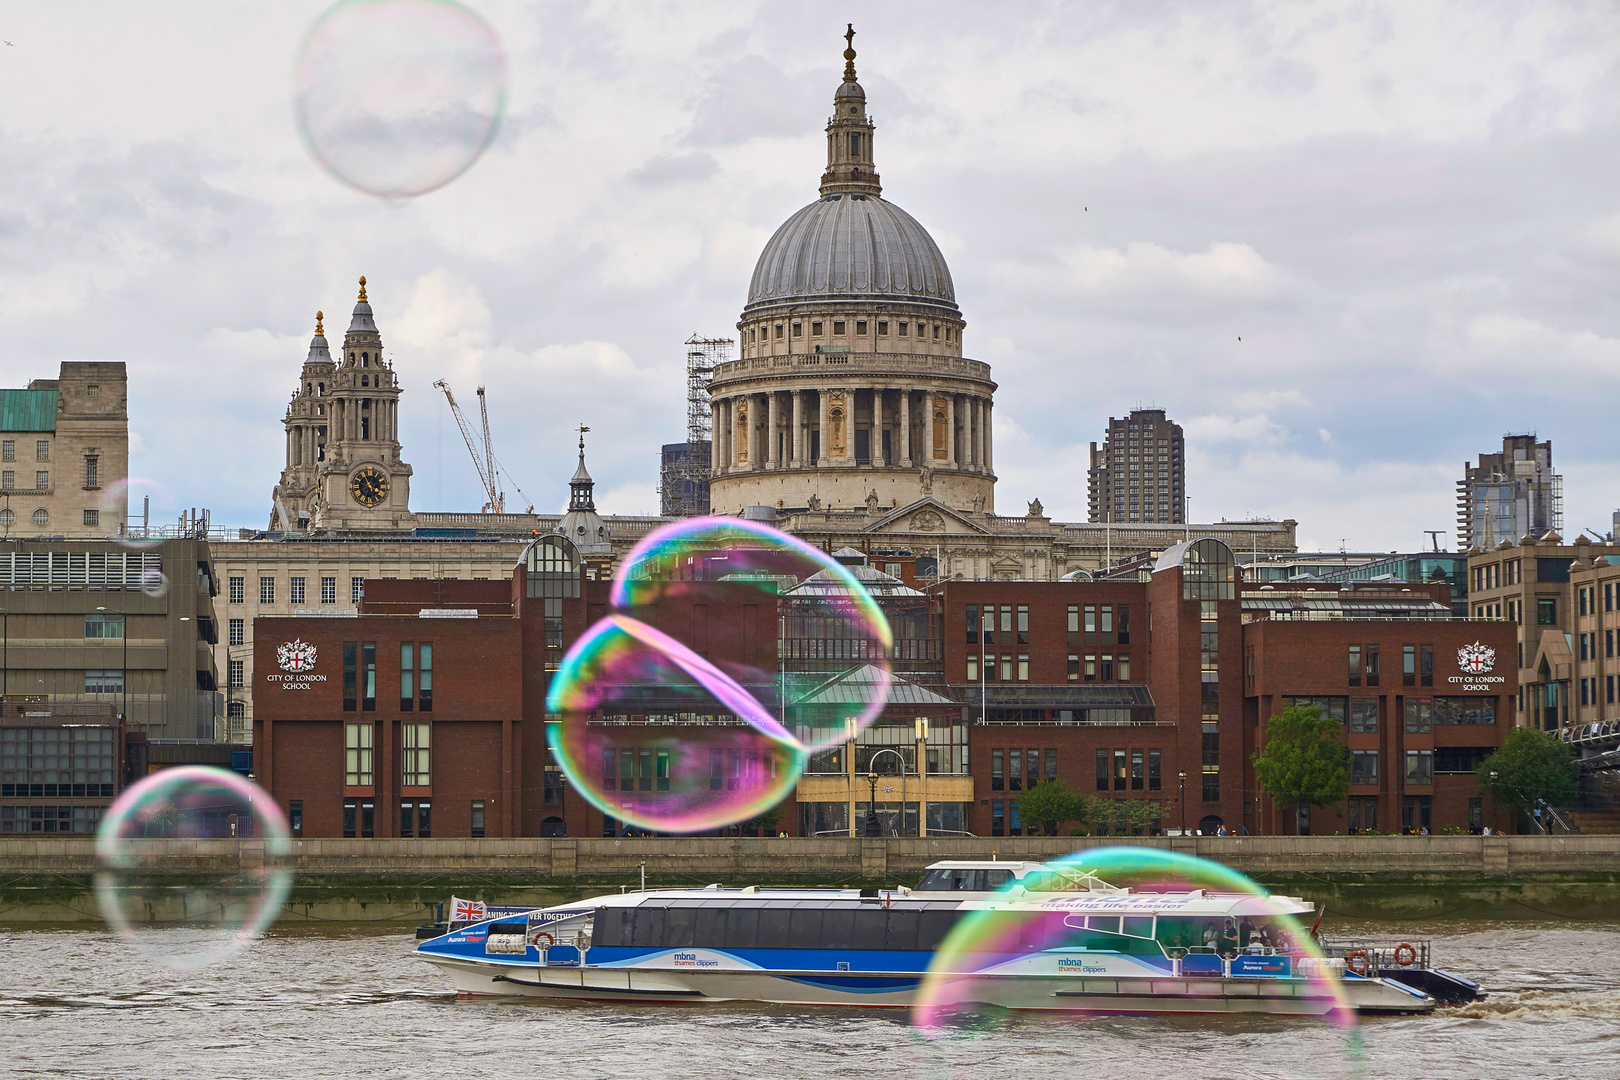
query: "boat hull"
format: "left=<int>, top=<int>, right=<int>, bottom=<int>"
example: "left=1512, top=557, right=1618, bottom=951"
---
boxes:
left=417, top=954, right=1433, bottom=1015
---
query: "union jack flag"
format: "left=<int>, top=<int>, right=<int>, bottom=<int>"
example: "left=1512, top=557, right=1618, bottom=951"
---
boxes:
left=451, top=897, right=486, bottom=922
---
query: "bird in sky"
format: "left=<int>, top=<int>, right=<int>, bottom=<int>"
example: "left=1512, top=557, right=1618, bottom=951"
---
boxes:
left=3, top=41, right=16, bottom=47
left=1237, top=337, right=1242, bottom=341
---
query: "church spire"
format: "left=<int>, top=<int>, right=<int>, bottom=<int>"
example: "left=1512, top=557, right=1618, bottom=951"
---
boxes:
left=819, top=24, right=882, bottom=197
left=569, top=425, right=595, bottom=510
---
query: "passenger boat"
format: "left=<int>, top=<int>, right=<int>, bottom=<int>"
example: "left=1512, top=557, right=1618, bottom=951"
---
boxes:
left=414, top=859, right=1442, bottom=1015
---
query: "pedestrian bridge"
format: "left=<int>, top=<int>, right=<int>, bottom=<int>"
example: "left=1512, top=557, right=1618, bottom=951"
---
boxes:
left=1563, top=720, right=1620, bottom=772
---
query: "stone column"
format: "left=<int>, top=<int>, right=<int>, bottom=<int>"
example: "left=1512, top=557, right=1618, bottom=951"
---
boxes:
left=818, top=390, right=830, bottom=466
left=899, top=390, right=911, bottom=466
left=845, top=388, right=857, bottom=461
left=970, top=398, right=982, bottom=468
left=873, top=388, right=886, bottom=467
left=978, top=401, right=991, bottom=472
left=710, top=403, right=722, bottom=472
left=945, top=394, right=957, bottom=467
left=791, top=390, right=804, bottom=467
left=717, top=398, right=731, bottom=473
left=767, top=391, right=781, bottom=469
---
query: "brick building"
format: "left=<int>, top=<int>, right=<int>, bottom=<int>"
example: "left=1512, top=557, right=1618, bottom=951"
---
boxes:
left=257, top=534, right=1513, bottom=838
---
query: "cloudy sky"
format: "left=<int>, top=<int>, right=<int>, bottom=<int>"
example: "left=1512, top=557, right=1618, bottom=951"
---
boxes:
left=3, top=1, right=1619, bottom=552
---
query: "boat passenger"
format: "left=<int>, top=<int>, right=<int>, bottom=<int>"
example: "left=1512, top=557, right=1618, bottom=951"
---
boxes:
left=1203, top=923, right=1219, bottom=949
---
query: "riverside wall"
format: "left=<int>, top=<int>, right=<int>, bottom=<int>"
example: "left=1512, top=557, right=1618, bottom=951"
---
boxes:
left=6, top=835, right=1618, bottom=922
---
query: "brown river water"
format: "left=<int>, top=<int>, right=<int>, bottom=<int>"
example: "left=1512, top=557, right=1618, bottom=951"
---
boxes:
left=0, top=919, right=1615, bottom=1080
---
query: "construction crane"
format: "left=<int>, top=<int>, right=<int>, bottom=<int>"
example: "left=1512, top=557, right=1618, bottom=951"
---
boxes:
left=432, top=379, right=505, bottom=513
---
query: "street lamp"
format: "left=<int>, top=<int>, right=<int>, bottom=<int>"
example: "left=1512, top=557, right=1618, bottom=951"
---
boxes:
left=1178, top=770, right=1187, bottom=834
left=865, top=771, right=880, bottom=837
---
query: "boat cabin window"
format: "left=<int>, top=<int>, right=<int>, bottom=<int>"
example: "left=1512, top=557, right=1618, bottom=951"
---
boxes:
left=593, top=902, right=959, bottom=952
left=1122, top=916, right=1154, bottom=938
left=916, top=868, right=1015, bottom=891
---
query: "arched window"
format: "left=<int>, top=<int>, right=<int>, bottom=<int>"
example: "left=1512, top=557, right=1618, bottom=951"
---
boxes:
left=361, top=352, right=368, bottom=364
left=523, top=534, right=581, bottom=599
left=1180, top=538, right=1235, bottom=601
left=317, top=382, right=324, bottom=395
left=32, top=508, right=48, bottom=526
left=0, top=508, right=12, bottom=527
left=227, top=702, right=246, bottom=720
left=361, top=375, right=369, bottom=387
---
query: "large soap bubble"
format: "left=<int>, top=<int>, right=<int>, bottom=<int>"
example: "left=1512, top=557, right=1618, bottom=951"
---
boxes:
left=94, top=766, right=293, bottom=972
left=913, top=848, right=1362, bottom=1073
left=295, top=0, right=507, bottom=198
left=547, top=517, right=893, bottom=834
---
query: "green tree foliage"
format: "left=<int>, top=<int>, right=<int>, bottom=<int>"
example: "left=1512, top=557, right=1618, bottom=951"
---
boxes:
left=1253, top=704, right=1351, bottom=817
left=1015, top=778, right=1088, bottom=836
left=1478, top=726, right=1580, bottom=815
left=1087, top=798, right=1152, bottom=836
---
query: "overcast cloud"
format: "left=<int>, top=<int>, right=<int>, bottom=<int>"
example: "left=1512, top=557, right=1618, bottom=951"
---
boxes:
left=2, top=1, right=1619, bottom=551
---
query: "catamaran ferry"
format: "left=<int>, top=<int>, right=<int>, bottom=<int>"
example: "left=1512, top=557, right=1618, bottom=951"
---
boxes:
left=415, top=860, right=1454, bottom=1015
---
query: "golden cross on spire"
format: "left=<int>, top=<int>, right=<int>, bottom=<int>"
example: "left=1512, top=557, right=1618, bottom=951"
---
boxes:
left=578, top=424, right=590, bottom=453
left=843, top=23, right=857, bottom=80
left=314, top=310, right=324, bottom=335
left=357, top=275, right=368, bottom=302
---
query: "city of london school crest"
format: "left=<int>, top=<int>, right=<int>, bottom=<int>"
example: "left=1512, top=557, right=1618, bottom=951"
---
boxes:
left=277, top=639, right=318, bottom=673
left=1457, top=641, right=1495, bottom=675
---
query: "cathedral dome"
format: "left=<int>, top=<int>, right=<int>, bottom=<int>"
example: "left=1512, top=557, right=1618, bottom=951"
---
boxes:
left=744, top=192, right=957, bottom=316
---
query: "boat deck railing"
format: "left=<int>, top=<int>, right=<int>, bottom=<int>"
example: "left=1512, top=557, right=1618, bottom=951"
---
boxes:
left=1319, top=938, right=1431, bottom=976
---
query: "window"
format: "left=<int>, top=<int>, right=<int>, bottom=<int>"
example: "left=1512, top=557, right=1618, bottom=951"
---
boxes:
left=1349, top=698, right=1378, bottom=733
left=345, top=723, right=374, bottom=786
left=1085, top=654, right=1096, bottom=681
left=1100, top=655, right=1114, bottom=681
left=811, top=321, right=823, bottom=335
left=1067, top=655, right=1079, bottom=681
left=0, top=471, right=11, bottom=488
left=1117, top=605, right=1130, bottom=644
left=1084, top=605, right=1097, bottom=641
left=966, top=655, right=978, bottom=682
left=1405, top=750, right=1433, bottom=786
left=36, top=440, right=48, bottom=461
left=1351, top=750, right=1379, bottom=785
left=1118, top=655, right=1131, bottom=681
left=342, top=799, right=374, bottom=838
left=856, top=320, right=867, bottom=335
left=991, top=802, right=1005, bottom=836
left=1537, top=598, right=1557, bottom=625
left=999, top=655, right=1012, bottom=682
left=419, top=642, right=432, bottom=711
left=259, top=576, right=275, bottom=604
left=1420, top=644, right=1433, bottom=687
left=1403, top=645, right=1416, bottom=686
left=1113, top=749, right=1127, bottom=791
left=289, top=800, right=303, bottom=837
left=80, top=508, right=101, bottom=530
left=84, top=454, right=99, bottom=489
left=877, top=321, right=888, bottom=335
left=84, top=613, right=124, bottom=639
left=1016, top=605, right=1029, bottom=645
left=352, top=576, right=365, bottom=603
left=965, top=604, right=979, bottom=644
left=227, top=701, right=246, bottom=721
left=1008, top=748, right=1022, bottom=791
left=792, top=322, right=802, bottom=337
left=899, top=322, right=909, bottom=336
left=343, top=641, right=357, bottom=710
left=1148, top=749, right=1161, bottom=791
left=228, top=659, right=244, bottom=688
left=321, top=576, right=336, bottom=605
left=1017, top=655, right=1029, bottom=681
left=1348, top=645, right=1361, bottom=686
left=1348, top=796, right=1377, bottom=833
left=32, top=508, right=47, bottom=527
left=1404, top=699, right=1432, bottom=733
left=849, top=132, right=861, bottom=157
left=400, top=643, right=415, bottom=712
left=229, top=576, right=244, bottom=604
left=1609, top=583, right=1615, bottom=613
left=33, top=469, right=48, bottom=489
left=287, top=576, right=305, bottom=605
left=991, top=748, right=1004, bottom=791
left=1096, top=749, right=1109, bottom=792
left=402, top=723, right=430, bottom=786
left=933, top=324, right=941, bottom=339
left=471, top=800, right=486, bottom=838
left=1, top=441, right=10, bottom=461
left=1131, top=749, right=1144, bottom=791
left=1045, top=748, right=1058, bottom=782
left=1067, top=605, right=1079, bottom=645
left=85, top=669, right=123, bottom=694
left=1365, top=645, right=1380, bottom=687
left=361, top=642, right=376, bottom=710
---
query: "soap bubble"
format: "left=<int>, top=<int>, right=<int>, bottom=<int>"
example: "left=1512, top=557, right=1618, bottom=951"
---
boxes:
left=546, top=516, right=892, bottom=834
left=912, top=848, right=1361, bottom=1074
left=547, top=616, right=804, bottom=834
left=97, top=477, right=176, bottom=551
left=295, top=0, right=507, bottom=198
left=94, top=767, right=293, bottom=972
left=140, top=569, right=169, bottom=598
left=611, top=517, right=894, bottom=754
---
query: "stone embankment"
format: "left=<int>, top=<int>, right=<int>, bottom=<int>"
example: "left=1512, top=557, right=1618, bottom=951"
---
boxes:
left=5, top=835, right=1617, bottom=922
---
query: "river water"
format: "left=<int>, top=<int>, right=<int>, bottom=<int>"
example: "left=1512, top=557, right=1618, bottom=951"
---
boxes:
left=1, top=919, right=1615, bottom=1080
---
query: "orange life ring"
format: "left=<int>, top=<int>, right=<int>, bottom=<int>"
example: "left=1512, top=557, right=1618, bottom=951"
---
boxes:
left=534, top=931, right=555, bottom=950
left=1345, top=949, right=1370, bottom=975
left=1393, top=942, right=1417, bottom=967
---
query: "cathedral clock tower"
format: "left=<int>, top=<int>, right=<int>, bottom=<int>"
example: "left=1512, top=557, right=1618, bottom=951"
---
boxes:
left=271, top=277, right=414, bottom=532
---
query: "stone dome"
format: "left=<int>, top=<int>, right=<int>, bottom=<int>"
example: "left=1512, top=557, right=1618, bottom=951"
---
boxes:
left=744, top=192, right=958, bottom=316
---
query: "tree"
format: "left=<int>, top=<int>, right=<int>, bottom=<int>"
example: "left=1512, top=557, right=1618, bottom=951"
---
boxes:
left=1253, top=704, right=1351, bottom=826
left=1478, top=727, right=1580, bottom=820
left=1016, top=778, right=1087, bottom=836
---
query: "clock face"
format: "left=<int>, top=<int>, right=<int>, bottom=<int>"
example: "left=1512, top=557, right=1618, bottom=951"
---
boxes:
left=349, top=467, right=389, bottom=508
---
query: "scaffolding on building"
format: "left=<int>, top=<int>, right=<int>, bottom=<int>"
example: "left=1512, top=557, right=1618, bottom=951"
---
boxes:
left=659, top=334, right=732, bottom=517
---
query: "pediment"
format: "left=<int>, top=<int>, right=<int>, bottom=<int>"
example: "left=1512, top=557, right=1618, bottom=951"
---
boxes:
left=865, top=498, right=989, bottom=536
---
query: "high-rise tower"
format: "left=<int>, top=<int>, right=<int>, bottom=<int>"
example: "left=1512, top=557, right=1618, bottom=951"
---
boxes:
left=272, top=277, right=414, bottom=532
left=706, top=26, right=997, bottom=515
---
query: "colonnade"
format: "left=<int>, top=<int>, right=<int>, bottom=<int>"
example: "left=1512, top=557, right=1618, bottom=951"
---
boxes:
left=285, top=395, right=399, bottom=467
left=710, top=387, right=993, bottom=475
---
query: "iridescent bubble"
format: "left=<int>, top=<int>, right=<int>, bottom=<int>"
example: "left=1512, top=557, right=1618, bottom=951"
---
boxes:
left=912, top=848, right=1362, bottom=1075
left=611, top=516, right=894, bottom=754
left=140, top=569, right=170, bottom=599
left=94, top=767, right=293, bottom=972
left=547, top=617, right=804, bottom=834
left=96, top=476, right=175, bottom=551
left=294, top=0, right=507, bottom=198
